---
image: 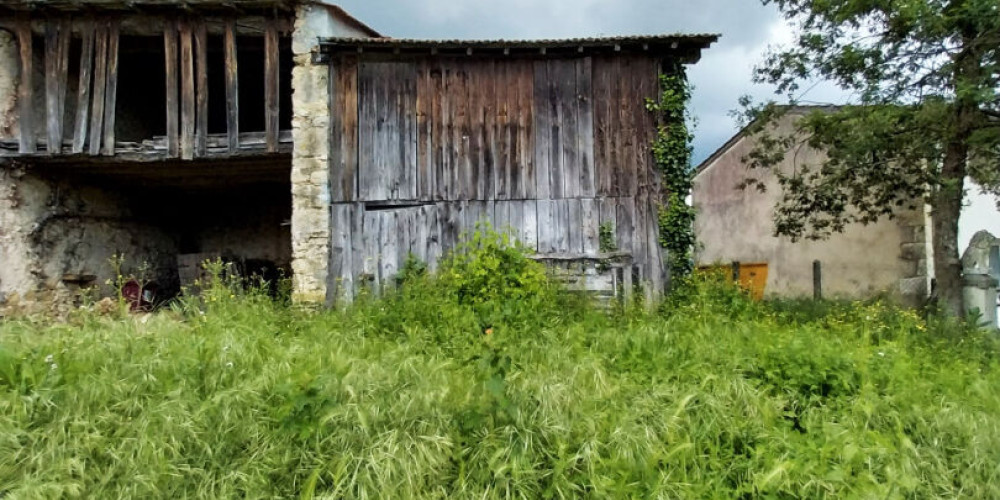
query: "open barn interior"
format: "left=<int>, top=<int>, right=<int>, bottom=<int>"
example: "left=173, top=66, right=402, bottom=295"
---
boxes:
left=23, top=157, right=292, bottom=303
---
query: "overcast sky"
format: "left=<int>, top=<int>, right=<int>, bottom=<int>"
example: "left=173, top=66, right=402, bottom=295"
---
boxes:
left=335, top=0, right=817, bottom=164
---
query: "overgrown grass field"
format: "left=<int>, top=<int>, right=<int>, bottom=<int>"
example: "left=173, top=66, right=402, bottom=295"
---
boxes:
left=2, top=232, right=999, bottom=498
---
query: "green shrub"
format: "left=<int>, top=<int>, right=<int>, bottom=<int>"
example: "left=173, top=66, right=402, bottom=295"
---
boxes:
left=2, top=258, right=1000, bottom=498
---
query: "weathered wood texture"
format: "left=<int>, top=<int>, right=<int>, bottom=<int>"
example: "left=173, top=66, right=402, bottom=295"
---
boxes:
left=329, top=54, right=667, bottom=300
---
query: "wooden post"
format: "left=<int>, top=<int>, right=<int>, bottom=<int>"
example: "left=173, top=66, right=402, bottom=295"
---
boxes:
left=264, top=21, right=279, bottom=153
left=100, top=19, right=119, bottom=156
left=17, top=20, right=35, bottom=154
left=88, top=21, right=108, bottom=155
left=164, top=21, right=179, bottom=158
left=72, top=20, right=95, bottom=153
left=224, top=19, right=239, bottom=153
left=44, top=19, right=71, bottom=154
left=179, top=20, right=195, bottom=160
left=813, top=260, right=823, bottom=300
left=731, top=261, right=741, bottom=283
left=194, top=21, right=208, bottom=157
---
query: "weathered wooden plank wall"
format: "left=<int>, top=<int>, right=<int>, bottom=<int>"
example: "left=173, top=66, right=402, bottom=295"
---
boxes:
left=328, top=54, right=666, bottom=302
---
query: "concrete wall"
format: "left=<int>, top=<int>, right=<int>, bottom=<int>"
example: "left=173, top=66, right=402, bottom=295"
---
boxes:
left=693, top=114, right=930, bottom=304
left=289, top=3, right=375, bottom=304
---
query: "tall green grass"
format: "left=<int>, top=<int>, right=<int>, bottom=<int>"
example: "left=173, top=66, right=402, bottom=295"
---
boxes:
left=2, top=247, right=1000, bottom=498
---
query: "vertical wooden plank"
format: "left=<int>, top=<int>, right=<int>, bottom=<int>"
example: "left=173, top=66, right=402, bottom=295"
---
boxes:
left=522, top=200, right=539, bottom=251
left=362, top=210, right=381, bottom=290
left=264, top=21, right=280, bottom=153
left=481, top=60, right=497, bottom=202
left=508, top=62, right=522, bottom=200
left=495, top=62, right=511, bottom=200
left=514, top=60, right=534, bottom=200
left=594, top=57, right=613, bottom=196
left=599, top=197, right=617, bottom=251
left=416, top=60, right=433, bottom=200
left=582, top=198, right=600, bottom=255
left=532, top=60, right=551, bottom=201
left=403, top=62, right=418, bottom=200
left=616, top=196, right=635, bottom=255
left=357, top=62, right=375, bottom=200
left=100, top=19, right=119, bottom=156
left=329, top=204, right=354, bottom=303
left=223, top=19, right=239, bottom=152
left=45, top=20, right=67, bottom=153
left=89, top=21, right=108, bottom=156
left=430, top=64, right=445, bottom=200
left=619, top=57, right=637, bottom=197
left=467, top=62, right=481, bottom=201
left=164, top=21, right=179, bottom=157
left=454, top=64, right=471, bottom=200
left=342, top=56, right=359, bottom=201
left=557, top=59, right=580, bottom=199
left=72, top=20, right=95, bottom=153
left=350, top=203, right=365, bottom=294
left=16, top=21, right=35, bottom=153
left=425, top=204, right=442, bottom=270
left=537, top=199, right=556, bottom=254
left=179, top=20, right=195, bottom=160
left=194, top=20, right=208, bottom=157
left=568, top=198, right=584, bottom=253
left=577, top=57, right=596, bottom=197
left=556, top=199, right=571, bottom=252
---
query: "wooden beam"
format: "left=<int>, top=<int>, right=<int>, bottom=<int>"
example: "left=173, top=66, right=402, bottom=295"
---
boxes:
left=179, top=19, right=195, bottom=160
left=17, top=20, right=35, bottom=154
left=224, top=19, right=239, bottom=153
left=45, top=20, right=62, bottom=153
left=100, top=19, right=119, bottom=156
left=264, top=20, right=279, bottom=153
left=194, top=20, right=208, bottom=157
left=88, top=21, right=108, bottom=156
left=164, top=20, right=179, bottom=158
left=72, top=19, right=95, bottom=153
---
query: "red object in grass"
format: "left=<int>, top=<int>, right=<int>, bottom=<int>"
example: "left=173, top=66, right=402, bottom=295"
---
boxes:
left=122, top=280, right=157, bottom=312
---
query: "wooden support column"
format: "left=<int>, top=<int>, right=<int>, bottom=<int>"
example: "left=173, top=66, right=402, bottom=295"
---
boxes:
left=44, top=19, right=71, bottom=154
left=224, top=19, right=239, bottom=153
left=88, top=21, right=108, bottom=155
left=100, top=19, right=119, bottom=156
left=179, top=20, right=195, bottom=160
left=16, top=20, right=35, bottom=154
left=264, top=21, right=279, bottom=153
left=164, top=21, right=179, bottom=158
left=194, top=21, right=208, bottom=157
left=72, top=20, right=95, bottom=153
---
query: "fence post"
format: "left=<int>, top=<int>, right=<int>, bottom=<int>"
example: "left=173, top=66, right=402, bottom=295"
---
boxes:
left=813, top=260, right=822, bottom=300
left=731, top=261, right=740, bottom=283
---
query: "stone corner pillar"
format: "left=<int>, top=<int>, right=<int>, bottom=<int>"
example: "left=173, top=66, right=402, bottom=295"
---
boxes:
left=289, top=5, right=332, bottom=305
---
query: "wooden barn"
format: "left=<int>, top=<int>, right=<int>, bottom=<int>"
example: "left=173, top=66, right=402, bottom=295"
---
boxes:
left=0, top=0, right=716, bottom=313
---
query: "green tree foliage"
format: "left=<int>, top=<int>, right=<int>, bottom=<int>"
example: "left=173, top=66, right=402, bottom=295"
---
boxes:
left=741, top=0, right=1000, bottom=316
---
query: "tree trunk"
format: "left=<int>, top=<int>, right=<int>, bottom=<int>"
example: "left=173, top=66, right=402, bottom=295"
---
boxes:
left=932, top=102, right=974, bottom=317
left=931, top=156, right=965, bottom=318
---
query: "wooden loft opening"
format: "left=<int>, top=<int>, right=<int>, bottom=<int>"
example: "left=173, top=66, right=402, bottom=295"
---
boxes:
left=0, top=13, right=294, bottom=162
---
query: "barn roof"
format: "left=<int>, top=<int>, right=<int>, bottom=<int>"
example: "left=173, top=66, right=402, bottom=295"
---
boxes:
left=318, top=34, right=719, bottom=62
left=0, top=0, right=298, bottom=13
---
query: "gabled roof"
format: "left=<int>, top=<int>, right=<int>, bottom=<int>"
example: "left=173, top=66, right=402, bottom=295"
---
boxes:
left=694, top=105, right=840, bottom=177
left=319, top=34, right=719, bottom=62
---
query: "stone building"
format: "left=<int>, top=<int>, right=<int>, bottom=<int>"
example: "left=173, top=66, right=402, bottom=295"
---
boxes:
left=0, top=1, right=717, bottom=313
left=693, top=107, right=932, bottom=305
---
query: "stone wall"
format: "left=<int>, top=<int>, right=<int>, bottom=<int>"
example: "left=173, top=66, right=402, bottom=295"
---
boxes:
left=288, top=3, right=375, bottom=304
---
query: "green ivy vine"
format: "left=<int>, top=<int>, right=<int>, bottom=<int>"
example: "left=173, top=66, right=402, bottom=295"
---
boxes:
left=647, top=63, right=696, bottom=282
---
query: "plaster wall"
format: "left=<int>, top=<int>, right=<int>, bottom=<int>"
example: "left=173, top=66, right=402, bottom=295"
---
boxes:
left=693, top=115, right=929, bottom=304
left=0, top=170, right=178, bottom=314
